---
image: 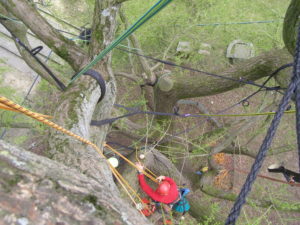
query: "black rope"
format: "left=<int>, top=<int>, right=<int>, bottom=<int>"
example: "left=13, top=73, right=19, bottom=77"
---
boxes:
left=106, top=141, right=135, bottom=151
left=99, top=63, right=292, bottom=153
left=116, top=47, right=285, bottom=91
left=90, top=63, right=290, bottom=127
left=37, top=8, right=82, bottom=31
left=295, top=41, right=300, bottom=174
left=12, top=34, right=66, bottom=91
left=225, top=26, right=300, bottom=225
left=30, top=46, right=43, bottom=56
left=55, top=28, right=78, bottom=37
left=0, top=50, right=53, bottom=140
left=80, top=69, right=106, bottom=103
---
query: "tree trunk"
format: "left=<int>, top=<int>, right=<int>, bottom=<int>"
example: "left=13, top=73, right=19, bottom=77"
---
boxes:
left=155, top=49, right=292, bottom=114
left=0, top=140, right=150, bottom=225
left=283, top=0, right=300, bottom=55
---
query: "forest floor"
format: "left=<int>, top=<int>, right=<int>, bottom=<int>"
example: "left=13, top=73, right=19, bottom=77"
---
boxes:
left=1, top=25, right=300, bottom=225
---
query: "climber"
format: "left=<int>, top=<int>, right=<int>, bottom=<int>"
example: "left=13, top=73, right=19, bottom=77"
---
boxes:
left=268, top=164, right=300, bottom=184
left=172, top=187, right=190, bottom=219
left=135, top=162, right=180, bottom=208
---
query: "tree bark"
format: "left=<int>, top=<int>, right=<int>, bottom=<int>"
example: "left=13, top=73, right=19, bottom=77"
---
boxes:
left=0, top=5, right=63, bottom=88
left=283, top=0, right=300, bottom=55
left=1, top=0, right=88, bottom=71
left=0, top=140, right=150, bottom=225
left=155, top=49, right=292, bottom=113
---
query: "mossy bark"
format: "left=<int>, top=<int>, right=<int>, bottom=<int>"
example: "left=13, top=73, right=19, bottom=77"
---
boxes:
left=1, top=0, right=88, bottom=71
left=0, top=140, right=151, bottom=225
left=155, top=48, right=292, bottom=114
left=283, top=0, right=300, bottom=55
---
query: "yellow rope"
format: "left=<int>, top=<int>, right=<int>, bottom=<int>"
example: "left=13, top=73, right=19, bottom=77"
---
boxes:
left=112, top=165, right=143, bottom=203
left=194, top=110, right=295, bottom=117
left=0, top=96, right=145, bottom=208
left=0, top=102, right=53, bottom=119
left=135, top=149, right=158, bottom=179
left=105, top=143, right=158, bottom=183
left=110, top=165, right=138, bottom=206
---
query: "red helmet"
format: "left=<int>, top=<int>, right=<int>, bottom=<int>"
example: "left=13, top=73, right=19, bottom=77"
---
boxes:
left=156, top=181, right=171, bottom=196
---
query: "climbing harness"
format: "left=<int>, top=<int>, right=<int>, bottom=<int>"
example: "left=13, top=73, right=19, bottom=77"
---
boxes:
left=140, top=198, right=157, bottom=216
left=172, top=188, right=190, bottom=214
left=69, top=0, right=173, bottom=84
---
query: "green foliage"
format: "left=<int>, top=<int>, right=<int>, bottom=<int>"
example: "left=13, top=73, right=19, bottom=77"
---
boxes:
left=0, top=70, right=22, bottom=102
left=113, top=0, right=289, bottom=70
left=13, top=135, right=28, bottom=145
left=0, top=58, right=8, bottom=64
left=202, top=203, right=222, bottom=225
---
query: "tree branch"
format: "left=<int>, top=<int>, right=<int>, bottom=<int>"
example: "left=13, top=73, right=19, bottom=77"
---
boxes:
left=0, top=6, right=63, bottom=89
left=164, top=49, right=291, bottom=99
left=114, top=71, right=140, bottom=83
left=0, top=140, right=150, bottom=225
left=119, top=8, right=156, bottom=84
left=223, top=144, right=295, bottom=158
left=177, top=99, right=222, bottom=128
left=1, top=0, right=88, bottom=71
left=283, top=0, right=300, bottom=55
left=200, top=171, right=300, bottom=213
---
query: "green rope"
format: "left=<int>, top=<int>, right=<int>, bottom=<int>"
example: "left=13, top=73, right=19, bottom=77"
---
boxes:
left=196, top=19, right=283, bottom=27
left=119, top=44, right=141, bottom=51
left=69, top=0, right=173, bottom=85
left=193, top=110, right=295, bottom=117
left=0, top=13, right=21, bottom=23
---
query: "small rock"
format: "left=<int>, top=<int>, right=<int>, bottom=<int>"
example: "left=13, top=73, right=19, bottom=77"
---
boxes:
left=198, top=50, right=210, bottom=55
left=176, top=42, right=191, bottom=53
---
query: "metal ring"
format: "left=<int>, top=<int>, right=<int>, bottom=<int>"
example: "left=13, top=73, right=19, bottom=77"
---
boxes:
left=242, top=100, right=250, bottom=107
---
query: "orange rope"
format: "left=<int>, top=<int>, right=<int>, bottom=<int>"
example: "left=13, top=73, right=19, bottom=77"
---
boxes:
left=0, top=102, right=53, bottom=119
left=105, top=143, right=158, bottom=183
left=0, top=96, right=145, bottom=207
left=135, top=149, right=158, bottom=179
left=112, top=165, right=143, bottom=203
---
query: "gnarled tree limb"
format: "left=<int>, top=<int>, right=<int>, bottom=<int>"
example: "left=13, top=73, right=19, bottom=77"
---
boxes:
left=0, top=140, right=150, bottom=225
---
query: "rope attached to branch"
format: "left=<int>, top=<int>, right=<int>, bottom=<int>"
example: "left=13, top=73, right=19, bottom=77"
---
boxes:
left=225, top=25, right=300, bottom=225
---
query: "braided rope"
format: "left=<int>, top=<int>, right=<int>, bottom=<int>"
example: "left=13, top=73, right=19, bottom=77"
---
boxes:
left=225, top=25, right=300, bottom=225
left=0, top=96, right=157, bottom=178
left=0, top=96, right=148, bottom=208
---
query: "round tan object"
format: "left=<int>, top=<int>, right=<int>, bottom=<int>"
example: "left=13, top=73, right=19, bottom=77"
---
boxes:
left=139, top=154, right=145, bottom=159
left=108, top=157, right=119, bottom=168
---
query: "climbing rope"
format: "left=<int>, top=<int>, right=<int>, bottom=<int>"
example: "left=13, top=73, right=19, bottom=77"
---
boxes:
left=0, top=49, right=54, bottom=139
left=37, top=8, right=82, bottom=31
left=196, top=20, right=283, bottom=27
left=0, top=96, right=156, bottom=178
left=102, top=69, right=290, bottom=154
left=0, top=103, right=52, bottom=119
left=116, top=47, right=286, bottom=91
left=105, top=143, right=157, bottom=183
left=69, top=0, right=173, bottom=84
left=0, top=96, right=157, bottom=211
left=225, top=25, right=300, bottom=225
left=11, top=34, right=66, bottom=91
left=91, top=104, right=294, bottom=127
left=233, top=168, right=300, bottom=187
